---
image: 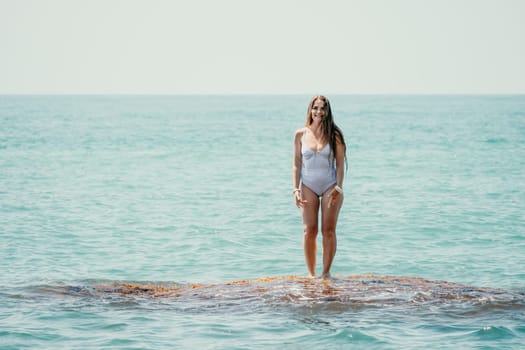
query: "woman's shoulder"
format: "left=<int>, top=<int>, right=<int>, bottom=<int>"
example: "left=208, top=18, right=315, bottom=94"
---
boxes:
left=294, top=127, right=307, bottom=138
left=294, top=127, right=307, bottom=143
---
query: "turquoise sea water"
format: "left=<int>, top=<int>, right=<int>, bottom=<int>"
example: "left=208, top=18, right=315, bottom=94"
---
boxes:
left=1, top=95, right=524, bottom=349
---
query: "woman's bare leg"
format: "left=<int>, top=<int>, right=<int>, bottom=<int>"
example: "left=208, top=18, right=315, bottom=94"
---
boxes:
left=320, top=189, right=343, bottom=279
left=301, top=185, right=320, bottom=277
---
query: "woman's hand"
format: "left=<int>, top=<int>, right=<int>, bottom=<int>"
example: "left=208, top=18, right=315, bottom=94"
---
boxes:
left=327, top=187, right=342, bottom=208
left=294, top=190, right=307, bottom=208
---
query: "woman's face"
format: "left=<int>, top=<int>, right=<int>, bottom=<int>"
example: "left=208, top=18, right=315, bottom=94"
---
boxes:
left=311, top=99, right=326, bottom=122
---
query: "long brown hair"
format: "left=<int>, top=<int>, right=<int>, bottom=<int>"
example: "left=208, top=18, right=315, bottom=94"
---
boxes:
left=305, top=95, right=347, bottom=168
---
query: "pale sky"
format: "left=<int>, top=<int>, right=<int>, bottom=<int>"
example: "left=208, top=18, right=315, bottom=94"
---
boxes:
left=1, top=0, right=524, bottom=94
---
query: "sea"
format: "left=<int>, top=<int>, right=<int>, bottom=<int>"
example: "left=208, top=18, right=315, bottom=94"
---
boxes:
left=1, top=94, right=524, bottom=349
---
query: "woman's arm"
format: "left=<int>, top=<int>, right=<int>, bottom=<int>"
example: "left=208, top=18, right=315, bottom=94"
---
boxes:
left=335, top=135, right=345, bottom=188
left=292, top=129, right=303, bottom=190
left=292, top=129, right=306, bottom=207
left=327, top=135, right=345, bottom=208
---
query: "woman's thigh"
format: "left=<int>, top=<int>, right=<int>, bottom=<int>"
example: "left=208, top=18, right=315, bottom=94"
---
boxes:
left=301, top=184, right=320, bottom=228
left=321, top=192, right=343, bottom=230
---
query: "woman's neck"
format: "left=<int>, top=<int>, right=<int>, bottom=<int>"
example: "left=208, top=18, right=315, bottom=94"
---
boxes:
left=308, top=122, right=323, bottom=139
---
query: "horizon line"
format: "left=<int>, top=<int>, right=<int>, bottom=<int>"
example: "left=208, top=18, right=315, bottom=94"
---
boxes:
left=1, top=92, right=524, bottom=97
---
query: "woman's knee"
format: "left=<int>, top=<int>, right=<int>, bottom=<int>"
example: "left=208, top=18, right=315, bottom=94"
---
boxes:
left=303, top=225, right=318, bottom=238
left=322, top=227, right=336, bottom=239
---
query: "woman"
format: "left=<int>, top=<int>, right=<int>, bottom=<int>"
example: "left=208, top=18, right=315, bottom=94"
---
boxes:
left=292, top=95, right=347, bottom=279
